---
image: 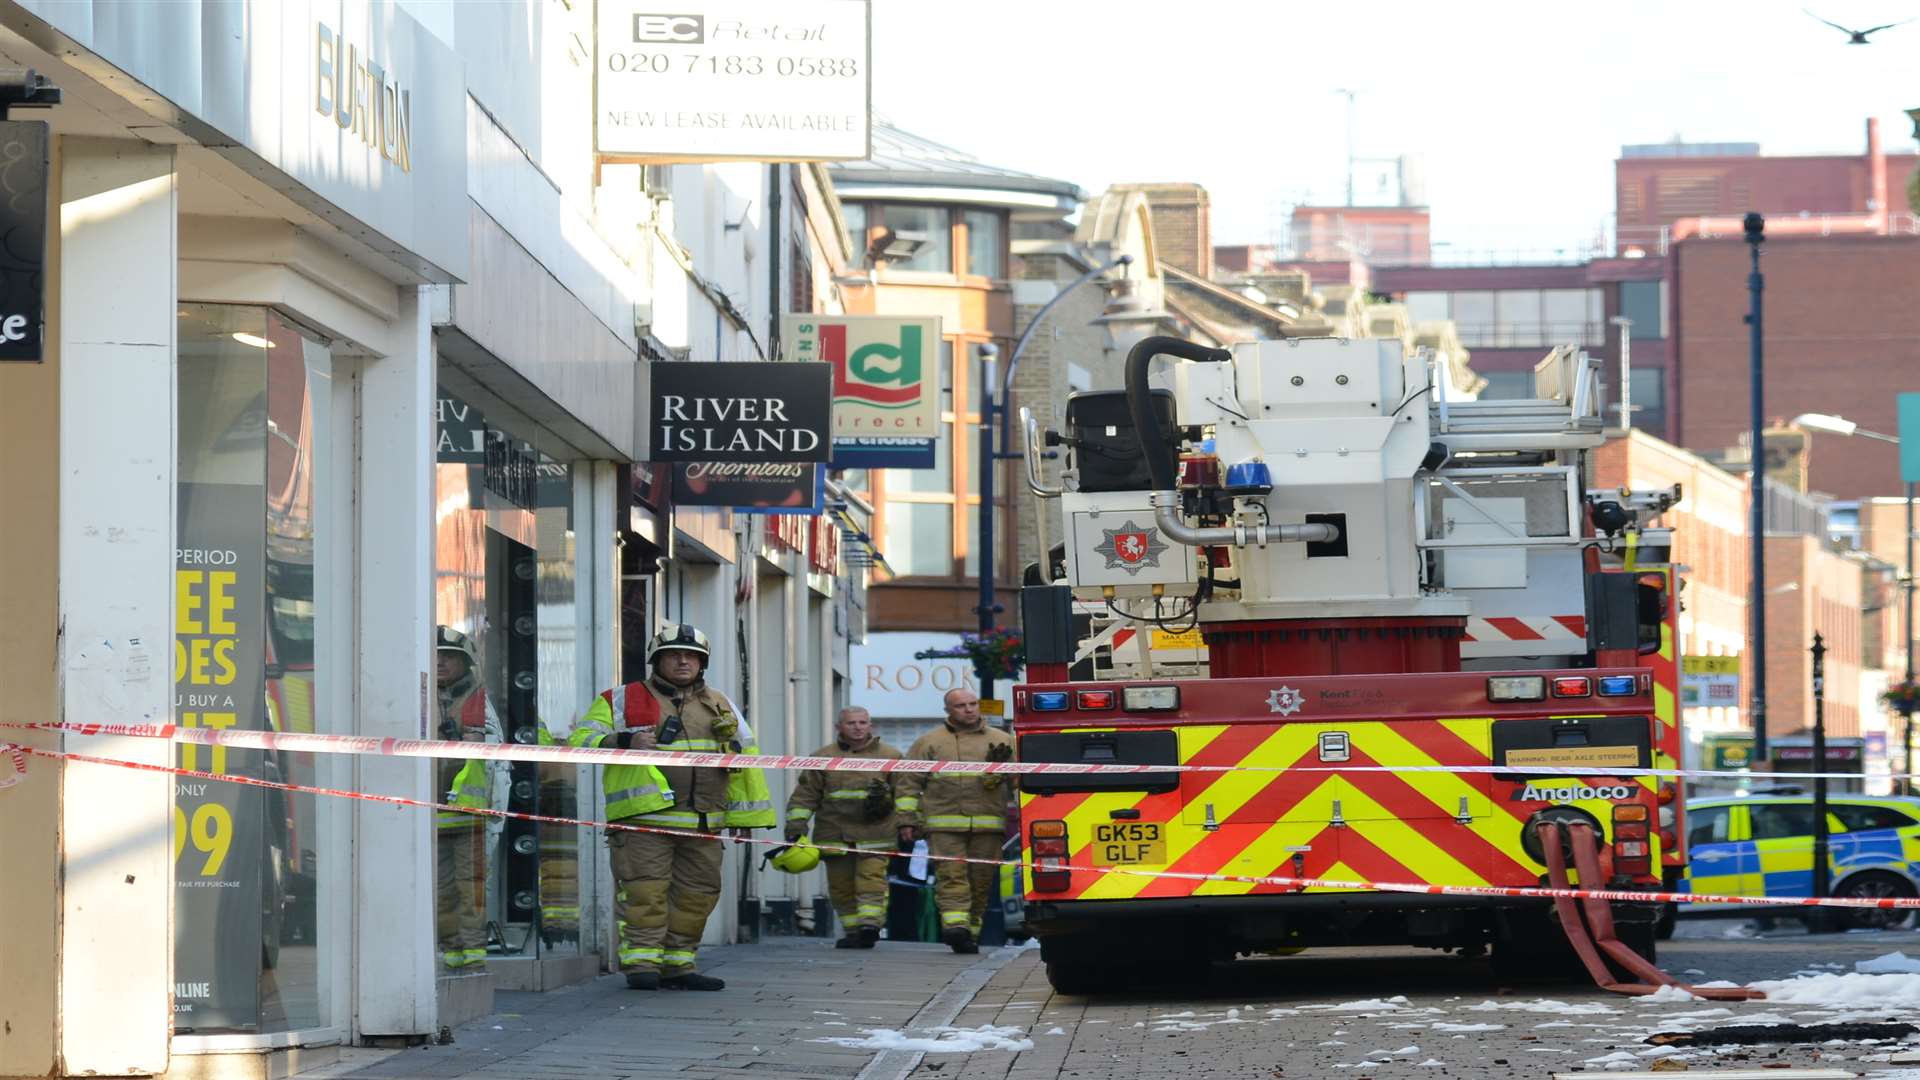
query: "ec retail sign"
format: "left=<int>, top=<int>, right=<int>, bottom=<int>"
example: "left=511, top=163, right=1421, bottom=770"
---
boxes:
left=648, top=361, right=831, bottom=463
left=595, top=0, right=871, bottom=161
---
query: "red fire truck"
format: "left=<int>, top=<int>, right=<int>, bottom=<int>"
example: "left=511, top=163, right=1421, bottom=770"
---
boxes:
left=1011, top=336, right=1700, bottom=995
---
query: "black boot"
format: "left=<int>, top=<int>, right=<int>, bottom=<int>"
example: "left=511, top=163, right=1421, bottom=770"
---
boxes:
left=834, top=934, right=863, bottom=949
left=942, top=927, right=978, bottom=955
left=663, top=971, right=726, bottom=991
left=625, top=971, right=659, bottom=990
left=859, top=926, right=882, bottom=948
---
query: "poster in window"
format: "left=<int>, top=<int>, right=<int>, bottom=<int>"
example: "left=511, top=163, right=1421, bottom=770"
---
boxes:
left=173, top=480, right=268, bottom=1031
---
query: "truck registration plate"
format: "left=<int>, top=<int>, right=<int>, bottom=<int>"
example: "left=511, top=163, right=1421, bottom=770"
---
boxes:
left=1091, top=822, right=1165, bottom=865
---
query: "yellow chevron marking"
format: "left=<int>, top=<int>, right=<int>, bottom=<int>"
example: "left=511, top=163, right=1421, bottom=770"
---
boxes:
left=1344, top=722, right=1490, bottom=821
left=1079, top=728, right=1325, bottom=902
left=1659, top=620, right=1674, bottom=662
left=1194, top=809, right=1331, bottom=897
left=1316, top=859, right=1371, bottom=894
left=1653, top=682, right=1676, bottom=724
left=1437, top=718, right=1494, bottom=752
left=1340, top=786, right=1490, bottom=887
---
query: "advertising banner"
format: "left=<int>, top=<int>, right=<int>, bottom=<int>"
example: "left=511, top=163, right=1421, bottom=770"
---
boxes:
left=595, top=0, right=871, bottom=161
left=1680, top=654, right=1741, bottom=709
left=673, top=461, right=821, bottom=512
left=784, top=314, right=940, bottom=468
left=174, top=481, right=268, bottom=1030
left=649, top=361, right=831, bottom=463
left=0, top=120, right=47, bottom=362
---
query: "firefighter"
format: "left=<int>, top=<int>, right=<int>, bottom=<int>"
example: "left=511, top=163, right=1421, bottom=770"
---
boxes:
left=571, top=624, right=776, bottom=990
left=897, top=687, right=1016, bottom=954
left=434, top=626, right=500, bottom=972
left=785, top=706, right=901, bottom=948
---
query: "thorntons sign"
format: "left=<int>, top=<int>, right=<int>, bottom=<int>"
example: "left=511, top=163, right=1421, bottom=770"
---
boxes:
left=648, top=360, right=831, bottom=463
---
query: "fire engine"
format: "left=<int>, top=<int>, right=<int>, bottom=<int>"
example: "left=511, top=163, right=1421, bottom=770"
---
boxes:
left=1011, top=335, right=1702, bottom=996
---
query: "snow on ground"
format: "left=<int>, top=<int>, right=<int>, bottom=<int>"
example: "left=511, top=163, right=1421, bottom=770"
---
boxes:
left=1430, top=1022, right=1503, bottom=1032
left=1858, top=951, right=1920, bottom=974
left=1463, top=998, right=1621, bottom=1015
left=813, top=1025, right=1035, bottom=1053
left=1749, top=971, right=1920, bottom=1008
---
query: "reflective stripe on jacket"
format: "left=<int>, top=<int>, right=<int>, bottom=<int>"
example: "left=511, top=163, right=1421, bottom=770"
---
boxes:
left=897, top=722, right=1015, bottom=833
left=786, top=738, right=903, bottom=845
left=436, top=678, right=498, bottom=829
left=570, top=685, right=676, bottom=821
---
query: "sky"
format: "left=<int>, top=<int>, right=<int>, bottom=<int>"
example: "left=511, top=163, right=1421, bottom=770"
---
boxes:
left=868, top=0, right=1920, bottom=256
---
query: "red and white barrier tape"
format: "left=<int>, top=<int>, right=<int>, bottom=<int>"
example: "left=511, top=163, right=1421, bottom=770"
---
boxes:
left=0, top=720, right=1884, bottom=784
left=0, top=743, right=25, bottom=790
left=8, top=739, right=1920, bottom=913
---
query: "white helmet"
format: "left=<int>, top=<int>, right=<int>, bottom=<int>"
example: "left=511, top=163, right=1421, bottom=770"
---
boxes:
left=647, top=623, right=711, bottom=667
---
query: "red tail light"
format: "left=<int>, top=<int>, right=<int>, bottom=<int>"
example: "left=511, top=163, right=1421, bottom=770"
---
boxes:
left=1030, top=820, right=1071, bottom=893
left=1612, top=804, right=1654, bottom=877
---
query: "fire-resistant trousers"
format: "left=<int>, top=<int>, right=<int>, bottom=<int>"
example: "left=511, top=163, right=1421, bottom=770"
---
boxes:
left=609, top=825, right=725, bottom=975
left=927, top=830, right=1001, bottom=936
left=824, top=853, right=889, bottom=933
left=436, top=825, right=488, bottom=968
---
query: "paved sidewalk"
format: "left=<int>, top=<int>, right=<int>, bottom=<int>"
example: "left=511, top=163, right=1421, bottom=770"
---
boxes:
left=303, top=938, right=1029, bottom=1080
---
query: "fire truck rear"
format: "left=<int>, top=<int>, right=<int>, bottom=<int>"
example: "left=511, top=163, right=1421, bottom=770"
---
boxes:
left=1011, top=336, right=1690, bottom=994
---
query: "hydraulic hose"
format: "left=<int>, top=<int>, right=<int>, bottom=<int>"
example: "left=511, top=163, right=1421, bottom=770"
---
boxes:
left=1123, top=335, right=1231, bottom=492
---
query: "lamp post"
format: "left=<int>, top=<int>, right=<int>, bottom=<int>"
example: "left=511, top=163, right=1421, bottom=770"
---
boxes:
left=1811, top=631, right=1833, bottom=931
left=1791, top=411, right=1914, bottom=791
left=974, top=253, right=1141, bottom=701
left=1745, top=212, right=1769, bottom=769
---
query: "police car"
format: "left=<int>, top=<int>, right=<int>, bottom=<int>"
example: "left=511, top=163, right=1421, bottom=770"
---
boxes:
left=1677, top=794, right=1920, bottom=930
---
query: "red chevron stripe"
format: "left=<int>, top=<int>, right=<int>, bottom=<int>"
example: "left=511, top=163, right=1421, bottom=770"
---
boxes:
left=1486, top=617, right=1545, bottom=641
left=1339, top=746, right=1535, bottom=885
left=1133, top=762, right=1330, bottom=899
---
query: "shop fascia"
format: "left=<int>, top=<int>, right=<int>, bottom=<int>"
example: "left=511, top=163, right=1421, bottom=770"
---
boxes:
left=315, top=21, right=413, bottom=173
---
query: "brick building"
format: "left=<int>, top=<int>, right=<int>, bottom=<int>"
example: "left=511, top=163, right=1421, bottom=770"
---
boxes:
left=1670, top=234, right=1920, bottom=499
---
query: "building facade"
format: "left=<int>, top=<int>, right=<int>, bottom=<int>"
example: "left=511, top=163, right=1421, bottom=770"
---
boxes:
left=0, top=1, right=870, bottom=1073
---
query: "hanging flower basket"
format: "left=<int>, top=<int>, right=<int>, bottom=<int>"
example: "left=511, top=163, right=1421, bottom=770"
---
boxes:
left=1883, top=679, right=1920, bottom=716
left=915, top=628, right=1025, bottom=681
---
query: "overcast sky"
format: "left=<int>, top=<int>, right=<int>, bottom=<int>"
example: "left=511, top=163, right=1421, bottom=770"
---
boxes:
left=869, top=0, right=1920, bottom=257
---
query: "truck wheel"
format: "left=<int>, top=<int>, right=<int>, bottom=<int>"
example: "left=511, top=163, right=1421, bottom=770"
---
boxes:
left=1045, top=960, right=1106, bottom=996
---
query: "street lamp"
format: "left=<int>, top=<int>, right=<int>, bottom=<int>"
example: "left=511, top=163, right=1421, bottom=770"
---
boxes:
left=1790, top=412, right=1915, bottom=790
left=975, top=253, right=1152, bottom=701
left=1745, top=213, right=1769, bottom=768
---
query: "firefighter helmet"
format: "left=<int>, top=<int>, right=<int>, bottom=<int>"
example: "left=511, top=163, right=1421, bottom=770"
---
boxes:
left=768, top=839, right=821, bottom=874
left=436, top=625, right=478, bottom=666
left=647, top=623, right=711, bottom=666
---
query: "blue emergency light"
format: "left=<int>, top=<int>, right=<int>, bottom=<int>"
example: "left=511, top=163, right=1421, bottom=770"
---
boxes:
left=1030, top=691, right=1071, bottom=712
left=1596, top=675, right=1638, bottom=697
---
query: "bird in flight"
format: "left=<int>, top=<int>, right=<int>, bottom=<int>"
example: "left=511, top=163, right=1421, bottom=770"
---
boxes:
left=1805, top=9, right=1914, bottom=42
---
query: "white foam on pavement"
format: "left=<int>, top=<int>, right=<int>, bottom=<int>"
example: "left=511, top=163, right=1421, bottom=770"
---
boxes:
left=813, top=1024, right=1035, bottom=1053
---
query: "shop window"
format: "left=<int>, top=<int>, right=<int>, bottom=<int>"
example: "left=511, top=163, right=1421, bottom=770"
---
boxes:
left=175, top=304, right=335, bottom=1034
left=1403, top=291, right=1449, bottom=323
left=879, top=205, right=952, bottom=273
left=433, top=388, right=584, bottom=965
left=964, top=209, right=1005, bottom=278
left=885, top=501, right=954, bottom=576
left=842, top=203, right=869, bottom=268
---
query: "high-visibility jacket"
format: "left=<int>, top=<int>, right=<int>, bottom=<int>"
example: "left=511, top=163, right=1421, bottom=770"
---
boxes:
left=436, top=675, right=500, bottom=830
left=571, top=678, right=775, bottom=828
left=786, top=738, right=902, bottom=851
left=897, top=721, right=1016, bottom=833
left=569, top=685, right=676, bottom=822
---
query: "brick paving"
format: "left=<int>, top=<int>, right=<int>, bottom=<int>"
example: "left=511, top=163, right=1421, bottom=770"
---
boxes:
left=296, top=924, right=1920, bottom=1080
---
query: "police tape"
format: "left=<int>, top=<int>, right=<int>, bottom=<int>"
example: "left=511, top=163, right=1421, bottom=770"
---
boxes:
left=8, top=738, right=1920, bottom=915
left=0, top=719, right=1890, bottom=785
left=0, top=743, right=25, bottom=790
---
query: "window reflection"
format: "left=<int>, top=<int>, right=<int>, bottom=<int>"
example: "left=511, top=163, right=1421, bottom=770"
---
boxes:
left=175, top=305, right=333, bottom=1035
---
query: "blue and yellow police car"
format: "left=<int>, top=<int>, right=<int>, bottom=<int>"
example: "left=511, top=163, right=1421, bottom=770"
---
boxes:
left=1677, top=794, right=1920, bottom=930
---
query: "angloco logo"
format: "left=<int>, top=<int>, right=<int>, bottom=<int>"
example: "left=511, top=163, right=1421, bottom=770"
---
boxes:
left=1514, top=781, right=1635, bottom=803
left=824, top=323, right=924, bottom=408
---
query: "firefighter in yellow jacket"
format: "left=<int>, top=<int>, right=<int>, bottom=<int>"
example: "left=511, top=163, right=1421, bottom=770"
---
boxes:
left=785, top=706, right=901, bottom=948
left=435, top=626, right=501, bottom=971
left=897, top=687, right=1016, bottom=954
left=571, top=624, right=775, bottom=990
